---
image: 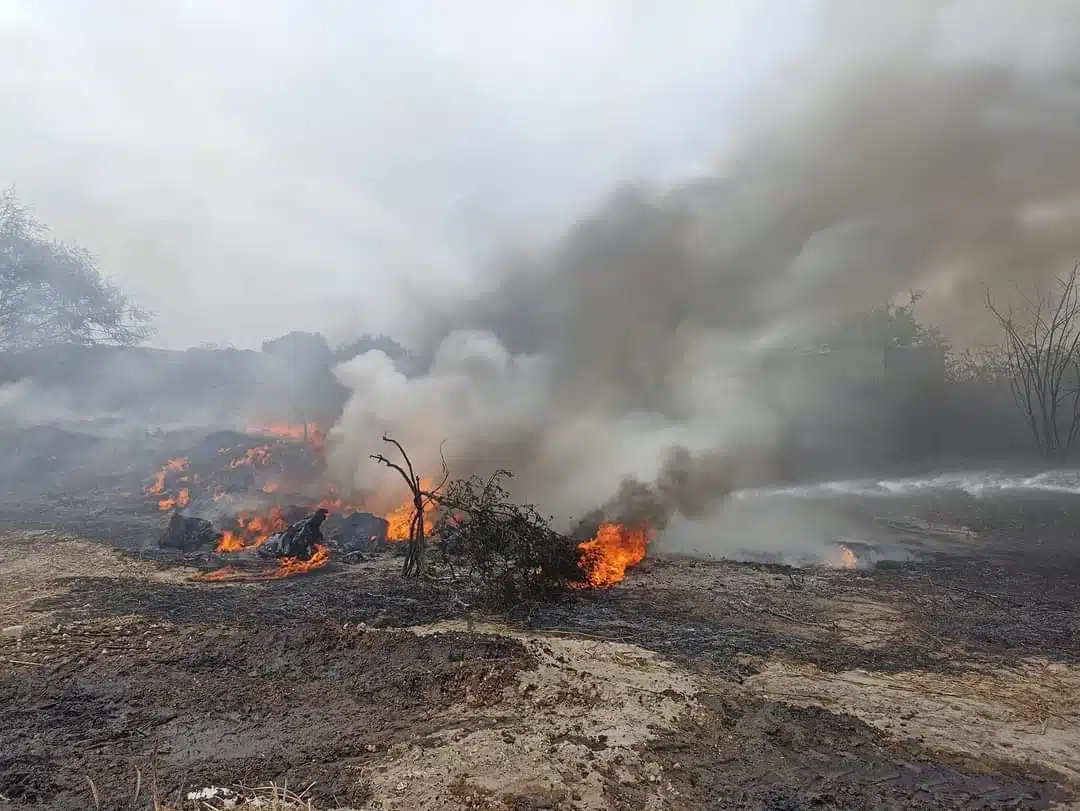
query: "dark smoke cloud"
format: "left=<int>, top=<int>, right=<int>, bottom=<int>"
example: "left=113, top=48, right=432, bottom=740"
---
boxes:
left=331, top=0, right=1080, bottom=539
left=597, top=443, right=784, bottom=531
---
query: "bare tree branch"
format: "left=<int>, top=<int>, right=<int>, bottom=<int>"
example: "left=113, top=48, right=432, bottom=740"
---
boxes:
left=986, top=262, right=1080, bottom=458
left=370, top=434, right=441, bottom=579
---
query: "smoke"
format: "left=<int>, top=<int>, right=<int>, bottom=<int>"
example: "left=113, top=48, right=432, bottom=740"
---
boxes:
left=329, top=0, right=1080, bottom=547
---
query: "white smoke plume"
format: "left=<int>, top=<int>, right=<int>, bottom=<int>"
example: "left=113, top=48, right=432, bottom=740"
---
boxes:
left=329, top=0, right=1080, bottom=546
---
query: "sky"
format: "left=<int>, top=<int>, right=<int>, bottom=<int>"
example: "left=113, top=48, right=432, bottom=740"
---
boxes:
left=0, top=0, right=815, bottom=349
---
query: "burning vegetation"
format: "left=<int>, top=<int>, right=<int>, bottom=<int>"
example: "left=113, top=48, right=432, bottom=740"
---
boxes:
left=146, top=424, right=353, bottom=580
left=828, top=543, right=859, bottom=570
left=578, top=522, right=653, bottom=587
left=147, top=426, right=657, bottom=597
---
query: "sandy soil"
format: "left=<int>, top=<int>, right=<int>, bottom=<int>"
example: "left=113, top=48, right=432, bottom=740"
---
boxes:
left=2, top=524, right=1078, bottom=811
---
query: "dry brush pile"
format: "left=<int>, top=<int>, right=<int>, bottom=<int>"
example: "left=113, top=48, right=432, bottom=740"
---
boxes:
left=372, top=436, right=589, bottom=611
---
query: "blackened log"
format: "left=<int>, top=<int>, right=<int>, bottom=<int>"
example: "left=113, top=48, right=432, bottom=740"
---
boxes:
left=159, top=511, right=221, bottom=551
left=323, top=511, right=389, bottom=552
left=258, top=507, right=328, bottom=560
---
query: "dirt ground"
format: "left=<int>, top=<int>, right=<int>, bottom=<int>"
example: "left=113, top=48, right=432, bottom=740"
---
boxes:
left=2, top=506, right=1079, bottom=811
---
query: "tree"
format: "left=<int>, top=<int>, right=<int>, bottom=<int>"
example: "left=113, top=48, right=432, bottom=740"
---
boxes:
left=260, top=331, right=346, bottom=436
left=0, top=188, right=151, bottom=352
left=334, top=333, right=410, bottom=364
left=371, top=435, right=446, bottom=579
left=986, top=262, right=1080, bottom=458
left=261, top=331, right=334, bottom=365
left=821, top=291, right=948, bottom=352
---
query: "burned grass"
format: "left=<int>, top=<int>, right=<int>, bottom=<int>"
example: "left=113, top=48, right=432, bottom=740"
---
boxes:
left=524, top=576, right=954, bottom=679
left=27, top=561, right=465, bottom=630
left=863, top=556, right=1080, bottom=664
left=0, top=619, right=528, bottom=810
left=645, top=694, right=1068, bottom=810
left=4, top=484, right=1080, bottom=810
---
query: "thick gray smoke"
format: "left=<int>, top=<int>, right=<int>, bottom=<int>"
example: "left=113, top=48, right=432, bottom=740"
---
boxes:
left=330, top=0, right=1080, bottom=543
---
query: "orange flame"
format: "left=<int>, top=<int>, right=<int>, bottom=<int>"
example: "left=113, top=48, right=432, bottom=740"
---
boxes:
left=214, top=506, right=289, bottom=553
left=577, top=523, right=652, bottom=587
left=829, top=544, right=858, bottom=570
left=313, top=484, right=363, bottom=514
left=193, top=543, right=330, bottom=582
left=249, top=422, right=326, bottom=449
left=158, top=488, right=191, bottom=512
left=384, top=478, right=436, bottom=541
left=147, top=457, right=189, bottom=495
left=230, top=445, right=273, bottom=469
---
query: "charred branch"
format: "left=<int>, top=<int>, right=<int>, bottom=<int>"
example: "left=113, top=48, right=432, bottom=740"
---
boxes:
left=371, top=434, right=445, bottom=579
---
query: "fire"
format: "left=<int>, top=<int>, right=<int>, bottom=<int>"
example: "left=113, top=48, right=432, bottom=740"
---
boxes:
left=829, top=544, right=858, bottom=570
left=193, top=543, right=330, bottom=582
left=313, top=484, right=363, bottom=514
left=274, top=543, right=330, bottom=578
left=384, top=478, right=436, bottom=541
left=158, top=488, right=191, bottom=511
left=214, top=506, right=289, bottom=553
left=150, top=428, right=349, bottom=582
left=249, top=422, right=326, bottom=449
left=577, top=523, right=652, bottom=587
left=230, top=445, right=273, bottom=469
left=216, top=530, right=245, bottom=553
left=147, top=457, right=189, bottom=495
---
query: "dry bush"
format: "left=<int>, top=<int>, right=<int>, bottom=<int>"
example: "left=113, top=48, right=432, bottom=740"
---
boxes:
left=987, top=262, right=1080, bottom=457
left=435, top=470, right=587, bottom=610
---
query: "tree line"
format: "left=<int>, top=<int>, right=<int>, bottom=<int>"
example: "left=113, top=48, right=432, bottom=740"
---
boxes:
left=4, top=186, right=1079, bottom=459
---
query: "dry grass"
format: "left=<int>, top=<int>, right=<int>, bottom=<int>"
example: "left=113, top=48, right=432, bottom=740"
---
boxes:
left=158, top=783, right=318, bottom=809
left=82, top=774, right=325, bottom=811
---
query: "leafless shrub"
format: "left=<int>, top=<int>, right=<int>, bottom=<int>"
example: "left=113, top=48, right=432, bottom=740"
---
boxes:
left=435, top=470, right=588, bottom=609
left=370, top=434, right=447, bottom=579
left=987, top=262, right=1080, bottom=458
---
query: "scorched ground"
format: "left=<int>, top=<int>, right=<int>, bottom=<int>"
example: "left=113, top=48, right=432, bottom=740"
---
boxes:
left=0, top=423, right=1078, bottom=810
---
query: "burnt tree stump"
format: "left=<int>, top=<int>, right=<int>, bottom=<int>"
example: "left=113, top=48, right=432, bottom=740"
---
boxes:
left=258, top=507, right=328, bottom=560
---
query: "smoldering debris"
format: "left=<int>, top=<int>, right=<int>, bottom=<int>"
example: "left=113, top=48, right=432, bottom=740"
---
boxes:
left=257, top=508, right=328, bottom=560
left=158, top=511, right=220, bottom=551
left=323, top=511, right=389, bottom=553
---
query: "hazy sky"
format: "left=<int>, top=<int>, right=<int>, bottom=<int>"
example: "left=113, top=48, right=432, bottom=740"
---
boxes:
left=0, top=1, right=814, bottom=349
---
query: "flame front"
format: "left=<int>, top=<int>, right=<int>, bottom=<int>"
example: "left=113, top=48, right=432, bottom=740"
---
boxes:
left=215, top=506, right=289, bottom=553
left=578, top=523, right=652, bottom=587
left=249, top=422, right=326, bottom=450
left=194, top=543, right=330, bottom=582
left=158, top=488, right=191, bottom=511
left=147, top=457, right=190, bottom=497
